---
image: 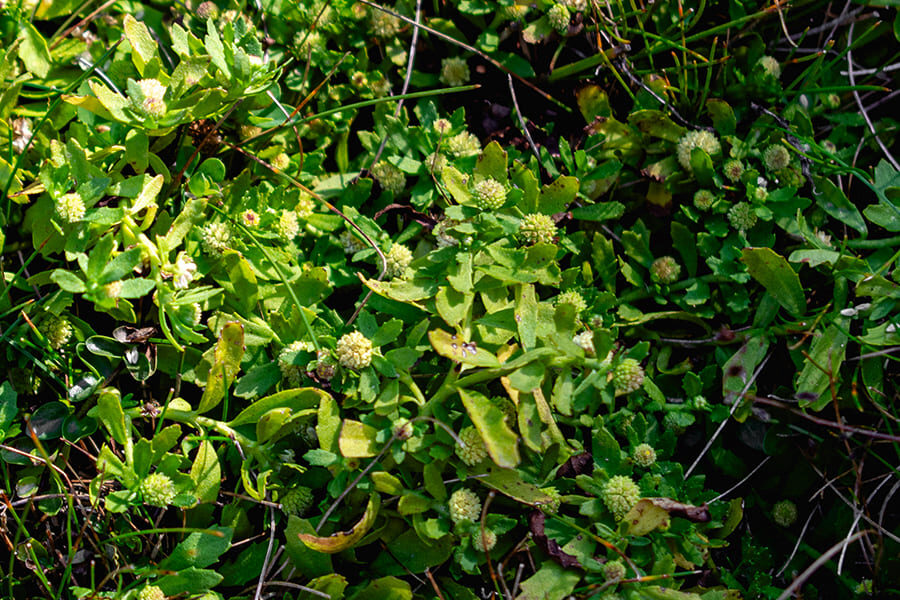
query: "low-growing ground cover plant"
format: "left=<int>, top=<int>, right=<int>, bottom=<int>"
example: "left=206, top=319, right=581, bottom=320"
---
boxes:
left=0, top=0, right=898, bottom=599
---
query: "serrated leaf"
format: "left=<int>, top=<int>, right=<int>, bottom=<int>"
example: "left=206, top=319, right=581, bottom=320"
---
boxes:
left=539, top=176, right=578, bottom=214
left=18, top=23, right=51, bottom=78
left=813, top=175, right=867, bottom=234
left=741, top=248, right=806, bottom=317
left=474, top=141, right=508, bottom=184
left=470, top=462, right=554, bottom=506
left=123, top=15, right=158, bottom=75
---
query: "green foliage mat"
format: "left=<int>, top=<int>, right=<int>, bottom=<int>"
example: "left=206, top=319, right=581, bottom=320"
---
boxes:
left=0, top=0, right=898, bottom=598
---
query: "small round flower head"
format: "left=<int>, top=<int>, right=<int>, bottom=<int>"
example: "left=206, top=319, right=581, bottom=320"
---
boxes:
left=315, top=349, right=336, bottom=381
left=446, top=131, right=481, bottom=157
left=690, top=395, right=709, bottom=410
left=162, top=252, right=197, bottom=290
left=602, top=475, right=641, bottom=519
left=573, top=331, right=595, bottom=355
left=385, top=244, right=413, bottom=279
left=676, top=130, right=722, bottom=172
left=772, top=500, right=798, bottom=527
left=763, top=144, right=791, bottom=171
left=650, top=256, right=681, bottom=284
left=613, top=358, right=644, bottom=394
left=547, top=3, right=570, bottom=34
left=140, top=473, right=177, bottom=507
left=336, top=331, right=373, bottom=370
left=471, top=528, right=497, bottom=552
left=371, top=160, right=406, bottom=195
left=56, top=192, right=86, bottom=223
left=456, top=426, right=488, bottom=466
left=277, top=210, right=300, bottom=241
left=822, top=93, right=841, bottom=110
left=369, top=8, right=402, bottom=38
left=279, top=340, right=314, bottom=387
left=271, top=152, right=291, bottom=171
left=137, top=585, right=167, bottom=600
left=339, top=230, right=368, bottom=255
left=196, top=1, right=219, bottom=20
left=518, top=213, right=557, bottom=245
left=472, top=178, right=507, bottom=210
left=134, top=79, right=167, bottom=117
left=200, top=222, right=231, bottom=255
left=603, top=559, right=626, bottom=582
left=727, top=202, right=757, bottom=232
left=295, top=194, right=316, bottom=219
left=756, top=55, right=781, bottom=79
left=449, top=488, right=482, bottom=523
left=371, top=76, right=391, bottom=97
left=693, top=189, right=715, bottom=211
left=42, top=315, right=73, bottom=349
left=425, top=151, right=447, bottom=174
left=241, top=209, right=260, bottom=227
left=440, top=57, right=470, bottom=87
left=432, top=118, right=452, bottom=135
left=281, top=486, right=314, bottom=516
left=723, top=158, right=744, bottom=183
left=632, top=443, right=657, bottom=468
left=104, top=280, right=122, bottom=298
left=239, top=124, right=262, bottom=140
left=538, top=487, right=562, bottom=514
left=557, top=290, right=587, bottom=314
left=662, top=412, right=688, bottom=434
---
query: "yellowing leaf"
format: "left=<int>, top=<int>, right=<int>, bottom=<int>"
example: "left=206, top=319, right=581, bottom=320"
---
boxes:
left=459, top=388, right=519, bottom=468
left=297, top=493, right=380, bottom=554
left=339, top=420, right=379, bottom=458
left=624, top=499, right=670, bottom=536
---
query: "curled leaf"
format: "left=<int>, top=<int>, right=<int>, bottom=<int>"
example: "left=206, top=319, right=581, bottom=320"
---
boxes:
left=297, top=493, right=380, bottom=554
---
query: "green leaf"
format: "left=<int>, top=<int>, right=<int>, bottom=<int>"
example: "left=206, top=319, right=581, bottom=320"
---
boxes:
left=517, top=561, right=581, bottom=600
left=539, top=176, right=579, bottom=213
left=123, top=15, right=158, bottom=75
left=370, top=530, right=452, bottom=576
left=50, top=269, right=86, bottom=293
left=458, top=388, right=520, bottom=468
left=741, top=248, right=806, bottom=317
left=302, top=574, right=348, bottom=600
left=230, top=387, right=330, bottom=426
left=115, top=278, right=156, bottom=299
left=205, top=19, right=231, bottom=79
left=156, top=567, right=224, bottom=596
left=628, top=109, right=686, bottom=142
left=470, top=462, right=555, bottom=506
left=813, top=175, right=867, bottom=234
left=796, top=320, right=849, bottom=410
left=190, top=440, right=221, bottom=504
left=163, top=197, right=207, bottom=254
left=338, top=419, right=379, bottom=458
left=297, top=493, right=380, bottom=554
left=428, top=329, right=500, bottom=368
left=285, top=517, right=334, bottom=577
left=570, top=201, right=625, bottom=222
left=18, top=23, right=51, bottom=78
left=515, top=284, right=539, bottom=350
left=0, top=382, right=17, bottom=441
left=93, top=389, right=128, bottom=446
left=706, top=99, right=736, bottom=135
left=199, top=322, right=245, bottom=414
left=440, top=164, right=472, bottom=204
left=160, top=527, right=232, bottom=570
left=473, top=141, right=508, bottom=184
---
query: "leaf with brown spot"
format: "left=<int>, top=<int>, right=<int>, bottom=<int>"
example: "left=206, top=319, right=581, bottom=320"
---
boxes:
left=557, top=452, right=593, bottom=478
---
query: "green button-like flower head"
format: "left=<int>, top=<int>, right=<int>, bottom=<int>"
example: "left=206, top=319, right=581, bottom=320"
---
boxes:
left=371, top=161, right=406, bottom=195
left=723, top=159, right=744, bottom=183
left=519, top=213, right=557, bottom=245
left=613, top=358, right=644, bottom=394
left=200, top=222, right=231, bottom=255
left=547, top=4, right=570, bottom=34
left=281, top=486, right=314, bottom=516
left=336, top=331, right=373, bottom=370
left=603, top=559, right=626, bottom=582
left=472, top=178, right=507, bottom=210
left=632, top=443, right=657, bottom=468
left=140, top=473, right=177, bottom=507
left=137, top=585, right=166, bottom=600
left=763, top=144, right=790, bottom=171
left=676, top=130, right=721, bottom=172
left=727, top=202, right=757, bottom=232
left=42, top=315, right=73, bottom=350
left=650, top=256, right=681, bottom=284
left=385, top=244, right=413, bottom=279
left=449, top=488, right=481, bottom=523
left=440, top=57, right=470, bottom=87
left=693, top=189, right=716, bottom=211
left=472, top=528, right=497, bottom=552
left=456, top=426, right=488, bottom=466
left=56, top=192, right=86, bottom=223
left=557, top=290, right=587, bottom=314
left=601, top=475, right=641, bottom=519
left=772, top=499, right=798, bottom=526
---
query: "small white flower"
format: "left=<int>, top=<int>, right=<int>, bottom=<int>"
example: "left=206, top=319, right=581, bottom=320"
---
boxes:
left=168, top=252, right=197, bottom=289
